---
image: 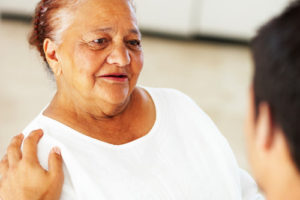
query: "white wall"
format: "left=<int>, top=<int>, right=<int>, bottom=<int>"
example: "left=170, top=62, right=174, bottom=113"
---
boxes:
left=135, top=0, right=195, bottom=36
left=195, top=0, right=291, bottom=39
left=0, top=0, right=293, bottom=40
left=0, top=0, right=39, bottom=14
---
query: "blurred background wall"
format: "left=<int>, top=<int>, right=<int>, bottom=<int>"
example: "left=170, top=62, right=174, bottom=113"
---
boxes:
left=0, top=0, right=293, bottom=173
left=0, top=0, right=290, bottom=39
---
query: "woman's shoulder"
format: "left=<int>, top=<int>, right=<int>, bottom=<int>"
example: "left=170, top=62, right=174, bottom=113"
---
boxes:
left=142, top=86, right=208, bottom=116
left=141, top=86, right=196, bottom=105
left=22, top=112, right=62, bottom=156
left=22, top=104, right=53, bottom=136
left=141, top=86, right=185, bottom=96
left=142, top=86, right=236, bottom=157
left=22, top=113, right=45, bottom=137
left=142, top=86, right=216, bottom=125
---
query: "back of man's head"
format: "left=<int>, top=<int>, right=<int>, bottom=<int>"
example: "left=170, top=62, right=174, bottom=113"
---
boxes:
left=252, top=0, right=300, bottom=172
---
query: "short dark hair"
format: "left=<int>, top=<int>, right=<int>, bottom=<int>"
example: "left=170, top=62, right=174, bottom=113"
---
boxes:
left=251, top=0, right=300, bottom=171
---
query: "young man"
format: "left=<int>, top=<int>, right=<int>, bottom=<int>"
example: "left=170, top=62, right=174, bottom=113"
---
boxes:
left=245, top=1, right=300, bottom=199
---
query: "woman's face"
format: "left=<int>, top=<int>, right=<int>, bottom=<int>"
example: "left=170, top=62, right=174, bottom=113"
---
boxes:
left=56, top=0, right=143, bottom=109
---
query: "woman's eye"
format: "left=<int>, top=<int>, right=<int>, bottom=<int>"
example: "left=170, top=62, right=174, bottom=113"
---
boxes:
left=87, top=38, right=109, bottom=50
left=93, top=38, right=108, bottom=44
left=127, top=40, right=141, bottom=47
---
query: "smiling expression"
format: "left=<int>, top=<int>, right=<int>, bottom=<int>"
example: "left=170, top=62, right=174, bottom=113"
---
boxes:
left=55, top=0, right=143, bottom=111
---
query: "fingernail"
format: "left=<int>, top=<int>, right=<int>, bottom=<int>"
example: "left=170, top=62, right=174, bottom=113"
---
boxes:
left=38, top=129, right=44, bottom=136
left=52, top=147, right=61, bottom=156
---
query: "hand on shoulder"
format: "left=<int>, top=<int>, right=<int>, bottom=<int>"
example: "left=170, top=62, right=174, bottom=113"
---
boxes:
left=0, top=130, right=64, bottom=200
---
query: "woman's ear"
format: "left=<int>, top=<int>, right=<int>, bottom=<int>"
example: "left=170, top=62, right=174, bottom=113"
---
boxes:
left=43, top=39, right=62, bottom=76
left=256, top=102, right=274, bottom=151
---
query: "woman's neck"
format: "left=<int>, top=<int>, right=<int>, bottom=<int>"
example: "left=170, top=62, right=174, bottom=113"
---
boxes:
left=52, top=90, right=131, bottom=118
left=43, top=87, right=156, bottom=145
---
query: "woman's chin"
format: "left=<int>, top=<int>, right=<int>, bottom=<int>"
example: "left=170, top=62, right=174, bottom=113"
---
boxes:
left=98, top=87, right=131, bottom=106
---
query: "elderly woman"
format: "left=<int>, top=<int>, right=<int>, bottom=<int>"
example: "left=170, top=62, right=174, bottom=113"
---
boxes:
left=0, top=0, right=263, bottom=199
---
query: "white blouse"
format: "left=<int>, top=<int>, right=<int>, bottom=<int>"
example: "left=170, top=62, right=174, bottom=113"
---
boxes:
left=23, top=87, right=264, bottom=200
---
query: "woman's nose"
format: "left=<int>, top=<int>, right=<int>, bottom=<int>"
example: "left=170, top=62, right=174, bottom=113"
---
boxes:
left=106, top=45, right=130, bottom=67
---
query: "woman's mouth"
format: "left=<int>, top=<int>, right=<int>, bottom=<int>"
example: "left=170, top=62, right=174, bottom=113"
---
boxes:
left=99, top=73, right=129, bottom=82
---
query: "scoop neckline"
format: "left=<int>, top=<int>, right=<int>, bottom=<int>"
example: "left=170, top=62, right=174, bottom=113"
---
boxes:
left=40, top=86, right=161, bottom=150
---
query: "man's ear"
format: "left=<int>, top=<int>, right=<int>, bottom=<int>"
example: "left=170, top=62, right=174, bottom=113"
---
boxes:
left=43, top=39, right=62, bottom=76
left=256, top=102, right=274, bottom=151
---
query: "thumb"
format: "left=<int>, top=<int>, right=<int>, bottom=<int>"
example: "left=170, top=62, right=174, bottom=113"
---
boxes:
left=48, top=147, right=64, bottom=181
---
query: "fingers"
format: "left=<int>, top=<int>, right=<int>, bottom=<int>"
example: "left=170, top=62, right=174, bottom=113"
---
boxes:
left=0, top=154, right=8, bottom=175
left=48, top=147, right=64, bottom=181
left=23, top=129, right=44, bottom=164
left=7, top=134, right=24, bottom=167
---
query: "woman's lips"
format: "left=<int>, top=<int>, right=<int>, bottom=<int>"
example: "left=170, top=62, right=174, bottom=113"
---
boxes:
left=98, top=73, right=129, bottom=82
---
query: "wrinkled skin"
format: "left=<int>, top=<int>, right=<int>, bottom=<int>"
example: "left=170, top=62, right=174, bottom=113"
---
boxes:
left=0, top=130, right=63, bottom=200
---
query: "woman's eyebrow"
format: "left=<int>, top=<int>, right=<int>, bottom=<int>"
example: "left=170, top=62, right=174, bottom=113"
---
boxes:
left=89, top=28, right=140, bottom=35
left=130, top=29, right=140, bottom=35
left=91, top=27, right=113, bottom=33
